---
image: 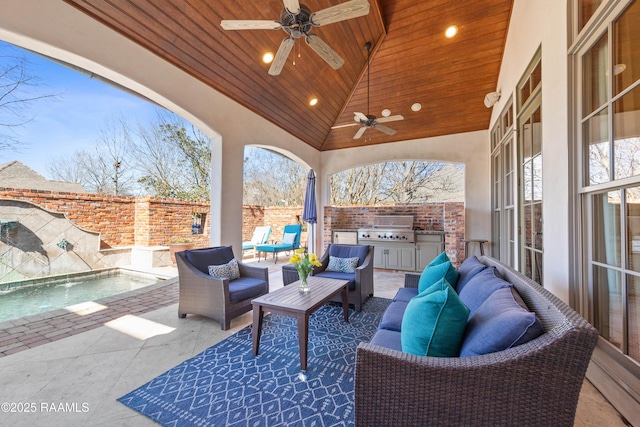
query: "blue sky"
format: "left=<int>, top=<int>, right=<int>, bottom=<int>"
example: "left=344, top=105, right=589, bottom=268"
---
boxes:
left=0, top=41, right=163, bottom=178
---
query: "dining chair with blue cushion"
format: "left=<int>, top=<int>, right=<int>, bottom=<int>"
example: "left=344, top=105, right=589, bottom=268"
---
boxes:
left=256, top=224, right=302, bottom=263
left=312, top=243, right=374, bottom=311
left=176, top=245, right=269, bottom=330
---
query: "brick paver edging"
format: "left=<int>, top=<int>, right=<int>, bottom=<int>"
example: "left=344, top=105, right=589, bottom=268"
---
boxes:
left=0, top=278, right=179, bottom=357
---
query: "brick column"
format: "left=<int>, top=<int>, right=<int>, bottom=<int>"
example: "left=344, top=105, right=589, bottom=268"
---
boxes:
left=135, top=197, right=152, bottom=246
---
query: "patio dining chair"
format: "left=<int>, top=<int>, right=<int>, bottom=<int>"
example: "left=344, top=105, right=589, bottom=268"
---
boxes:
left=242, top=226, right=271, bottom=257
left=256, top=224, right=302, bottom=263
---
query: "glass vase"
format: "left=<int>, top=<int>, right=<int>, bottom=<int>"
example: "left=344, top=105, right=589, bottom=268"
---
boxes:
left=298, top=274, right=310, bottom=293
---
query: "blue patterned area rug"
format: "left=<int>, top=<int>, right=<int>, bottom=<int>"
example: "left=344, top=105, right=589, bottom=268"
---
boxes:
left=118, top=297, right=391, bottom=427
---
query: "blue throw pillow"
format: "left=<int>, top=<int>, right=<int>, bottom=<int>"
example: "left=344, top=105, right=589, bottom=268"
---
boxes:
left=460, top=287, right=544, bottom=357
left=457, top=266, right=511, bottom=315
left=455, top=256, right=487, bottom=293
left=401, top=278, right=470, bottom=357
left=418, top=261, right=459, bottom=293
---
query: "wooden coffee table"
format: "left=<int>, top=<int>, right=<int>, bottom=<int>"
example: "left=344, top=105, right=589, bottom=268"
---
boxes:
left=251, top=276, right=350, bottom=370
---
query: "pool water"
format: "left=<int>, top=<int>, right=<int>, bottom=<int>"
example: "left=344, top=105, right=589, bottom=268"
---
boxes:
left=0, top=270, right=162, bottom=323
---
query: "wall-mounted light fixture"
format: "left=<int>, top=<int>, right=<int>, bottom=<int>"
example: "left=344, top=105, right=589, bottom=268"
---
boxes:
left=484, top=91, right=501, bottom=108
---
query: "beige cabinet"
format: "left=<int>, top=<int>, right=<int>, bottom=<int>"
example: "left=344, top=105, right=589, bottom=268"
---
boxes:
left=332, top=231, right=358, bottom=245
left=415, top=234, right=445, bottom=271
left=374, top=244, right=416, bottom=271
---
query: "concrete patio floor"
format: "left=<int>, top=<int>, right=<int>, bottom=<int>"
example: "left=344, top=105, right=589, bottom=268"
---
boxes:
left=0, top=259, right=629, bottom=426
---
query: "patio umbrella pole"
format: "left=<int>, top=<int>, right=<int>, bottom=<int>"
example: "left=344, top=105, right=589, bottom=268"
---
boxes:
left=302, top=169, right=317, bottom=255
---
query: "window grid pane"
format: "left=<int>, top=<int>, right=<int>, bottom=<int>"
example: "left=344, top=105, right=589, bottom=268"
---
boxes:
left=582, top=33, right=609, bottom=118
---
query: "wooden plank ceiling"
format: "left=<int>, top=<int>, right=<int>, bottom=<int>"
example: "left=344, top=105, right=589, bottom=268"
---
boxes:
left=62, top=0, right=513, bottom=151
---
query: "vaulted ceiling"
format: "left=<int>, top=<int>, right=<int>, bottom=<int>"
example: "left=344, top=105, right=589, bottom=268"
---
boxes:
left=62, top=0, right=513, bottom=151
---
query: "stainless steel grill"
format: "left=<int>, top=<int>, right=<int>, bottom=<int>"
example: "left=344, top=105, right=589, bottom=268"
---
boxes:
left=358, top=215, right=415, bottom=243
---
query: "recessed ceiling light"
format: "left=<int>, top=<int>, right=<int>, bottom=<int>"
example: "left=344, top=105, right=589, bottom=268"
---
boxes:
left=381, top=109, right=391, bottom=117
left=309, top=97, right=318, bottom=106
left=445, top=25, right=458, bottom=38
left=411, top=103, right=422, bottom=112
left=262, top=52, right=274, bottom=64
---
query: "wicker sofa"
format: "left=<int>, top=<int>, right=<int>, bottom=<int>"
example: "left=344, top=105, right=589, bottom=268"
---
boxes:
left=355, top=255, right=599, bottom=427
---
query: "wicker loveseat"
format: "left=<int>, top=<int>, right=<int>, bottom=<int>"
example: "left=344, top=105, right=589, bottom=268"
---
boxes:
left=355, top=256, right=599, bottom=427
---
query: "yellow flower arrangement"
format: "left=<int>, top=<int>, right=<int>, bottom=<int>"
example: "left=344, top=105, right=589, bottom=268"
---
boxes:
left=290, top=249, right=322, bottom=290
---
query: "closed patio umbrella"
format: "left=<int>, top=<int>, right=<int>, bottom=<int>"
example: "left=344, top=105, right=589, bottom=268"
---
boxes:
left=302, top=169, right=317, bottom=253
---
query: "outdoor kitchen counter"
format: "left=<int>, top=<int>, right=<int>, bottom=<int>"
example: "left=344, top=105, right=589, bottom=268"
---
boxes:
left=415, top=230, right=446, bottom=235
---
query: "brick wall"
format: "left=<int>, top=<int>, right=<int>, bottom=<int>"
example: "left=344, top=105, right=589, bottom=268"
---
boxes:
left=0, top=188, right=210, bottom=248
left=323, top=203, right=465, bottom=266
left=0, top=188, right=465, bottom=264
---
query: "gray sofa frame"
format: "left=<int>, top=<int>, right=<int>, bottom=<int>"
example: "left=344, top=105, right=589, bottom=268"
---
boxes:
left=355, top=256, right=599, bottom=427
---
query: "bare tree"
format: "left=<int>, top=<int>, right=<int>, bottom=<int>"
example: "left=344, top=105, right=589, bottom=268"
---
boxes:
left=49, top=111, right=211, bottom=198
left=331, top=163, right=388, bottom=205
left=243, top=147, right=306, bottom=206
left=48, top=115, right=136, bottom=195
left=0, top=42, right=58, bottom=152
left=331, top=161, right=464, bottom=205
left=131, top=111, right=211, bottom=200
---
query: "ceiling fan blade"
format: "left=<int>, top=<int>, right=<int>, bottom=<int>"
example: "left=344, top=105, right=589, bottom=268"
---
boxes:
left=310, top=0, right=370, bottom=26
left=305, top=35, right=344, bottom=70
left=331, top=122, right=359, bottom=129
left=354, top=126, right=368, bottom=139
left=354, top=112, right=368, bottom=122
left=376, top=114, right=404, bottom=123
left=373, top=123, right=397, bottom=136
left=221, top=20, right=281, bottom=30
left=269, top=38, right=295, bottom=76
left=283, top=0, right=300, bottom=14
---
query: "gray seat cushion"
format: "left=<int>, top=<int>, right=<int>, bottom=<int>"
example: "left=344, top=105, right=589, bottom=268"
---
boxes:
left=370, top=328, right=403, bottom=352
left=314, top=271, right=356, bottom=290
left=228, top=277, right=267, bottom=302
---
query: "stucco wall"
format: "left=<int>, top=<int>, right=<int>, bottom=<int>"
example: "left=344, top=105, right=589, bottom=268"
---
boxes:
left=490, top=0, right=571, bottom=302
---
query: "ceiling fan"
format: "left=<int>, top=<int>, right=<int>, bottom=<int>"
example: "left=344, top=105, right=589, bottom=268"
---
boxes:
left=331, top=42, right=404, bottom=139
left=220, top=0, right=370, bottom=76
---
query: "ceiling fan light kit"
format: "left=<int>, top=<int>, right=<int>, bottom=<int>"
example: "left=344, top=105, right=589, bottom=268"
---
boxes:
left=334, top=41, right=405, bottom=139
left=220, top=0, right=370, bottom=75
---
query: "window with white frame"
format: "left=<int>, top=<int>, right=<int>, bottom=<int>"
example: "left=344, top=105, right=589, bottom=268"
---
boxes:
left=577, top=0, right=640, bottom=363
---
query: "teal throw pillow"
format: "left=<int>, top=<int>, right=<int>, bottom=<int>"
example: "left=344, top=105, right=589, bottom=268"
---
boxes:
left=428, top=251, right=450, bottom=267
left=418, top=260, right=460, bottom=293
left=401, top=278, right=470, bottom=357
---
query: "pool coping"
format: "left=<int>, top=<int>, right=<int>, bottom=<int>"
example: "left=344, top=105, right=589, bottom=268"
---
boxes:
left=0, top=275, right=179, bottom=357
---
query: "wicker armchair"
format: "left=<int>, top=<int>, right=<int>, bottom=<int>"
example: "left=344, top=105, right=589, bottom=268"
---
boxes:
left=311, top=243, right=374, bottom=311
left=354, top=256, right=599, bottom=427
left=176, top=246, right=269, bottom=330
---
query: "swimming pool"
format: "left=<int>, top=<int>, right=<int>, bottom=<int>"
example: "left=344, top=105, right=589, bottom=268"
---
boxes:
left=0, top=269, right=163, bottom=323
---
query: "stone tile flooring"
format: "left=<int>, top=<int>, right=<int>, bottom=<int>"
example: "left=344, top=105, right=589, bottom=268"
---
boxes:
left=0, top=279, right=178, bottom=357
left=0, top=260, right=630, bottom=426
